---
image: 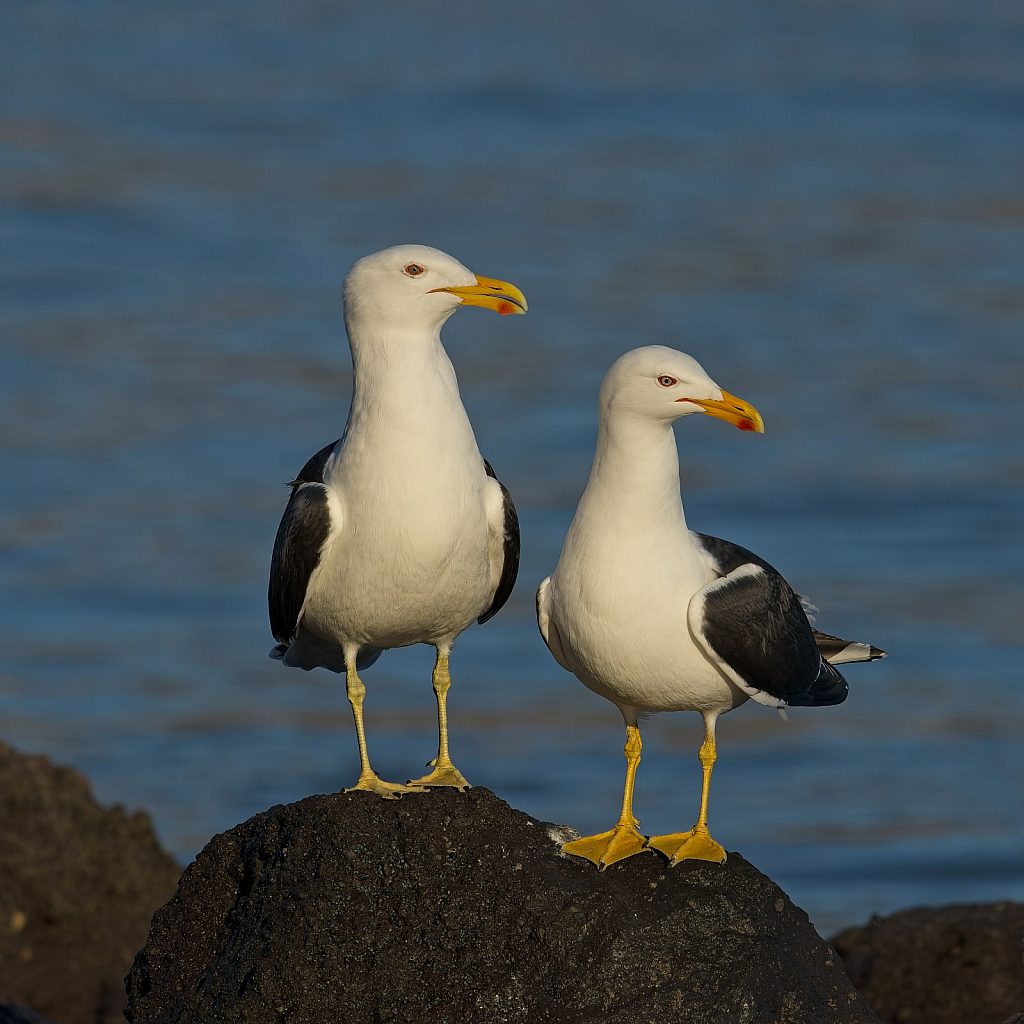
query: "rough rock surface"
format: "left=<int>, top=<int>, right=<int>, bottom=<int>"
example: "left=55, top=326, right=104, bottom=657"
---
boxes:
left=127, top=787, right=878, bottom=1024
left=0, top=742, right=182, bottom=1024
left=831, top=902, right=1024, bottom=1024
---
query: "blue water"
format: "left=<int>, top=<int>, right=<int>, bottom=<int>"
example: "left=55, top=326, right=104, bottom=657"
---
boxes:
left=1, top=0, right=1023, bottom=936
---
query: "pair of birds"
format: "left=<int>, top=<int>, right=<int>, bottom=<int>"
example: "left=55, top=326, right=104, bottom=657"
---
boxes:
left=269, top=244, right=884, bottom=869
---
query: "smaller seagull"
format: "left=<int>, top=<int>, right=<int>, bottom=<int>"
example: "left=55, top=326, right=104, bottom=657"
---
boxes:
left=536, top=346, right=885, bottom=869
left=269, top=245, right=526, bottom=798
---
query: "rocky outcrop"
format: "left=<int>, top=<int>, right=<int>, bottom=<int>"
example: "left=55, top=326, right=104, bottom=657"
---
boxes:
left=127, top=786, right=878, bottom=1024
left=831, top=902, right=1024, bottom=1024
left=0, top=742, right=182, bottom=1024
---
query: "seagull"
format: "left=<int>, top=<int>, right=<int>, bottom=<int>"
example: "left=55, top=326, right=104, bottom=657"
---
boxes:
left=269, top=245, right=526, bottom=798
left=536, top=346, right=885, bottom=868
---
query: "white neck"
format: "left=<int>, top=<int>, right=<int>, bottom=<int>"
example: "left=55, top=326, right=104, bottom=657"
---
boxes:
left=336, top=323, right=479, bottom=486
left=345, top=324, right=463, bottom=425
left=579, top=411, right=688, bottom=530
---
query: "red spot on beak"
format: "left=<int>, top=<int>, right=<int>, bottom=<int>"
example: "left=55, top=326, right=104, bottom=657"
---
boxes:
left=497, top=301, right=514, bottom=315
left=738, top=419, right=755, bottom=431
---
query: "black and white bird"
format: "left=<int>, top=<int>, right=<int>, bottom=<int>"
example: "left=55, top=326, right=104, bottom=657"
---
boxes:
left=536, top=346, right=884, bottom=868
left=269, top=245, right=525, bottom=797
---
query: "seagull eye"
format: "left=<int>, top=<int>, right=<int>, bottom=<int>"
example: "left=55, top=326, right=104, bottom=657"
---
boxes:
left=657, top=375, right=678, bottom=387
left=404, top=263, right=425, bottom=277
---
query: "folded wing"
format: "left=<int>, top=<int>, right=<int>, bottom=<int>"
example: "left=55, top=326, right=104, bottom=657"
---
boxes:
left=268, top=439, right=342, bottom=650
left=477, top=458, right=520, bottom=625
left=688, top=532, right=884, bottom=709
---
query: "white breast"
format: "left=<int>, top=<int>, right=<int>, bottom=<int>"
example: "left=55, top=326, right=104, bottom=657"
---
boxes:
left=550, top=528, right=741, bottom=714
left=546, top=408, right=748, bottom=716
left=300, top=336, right=493, bottom=650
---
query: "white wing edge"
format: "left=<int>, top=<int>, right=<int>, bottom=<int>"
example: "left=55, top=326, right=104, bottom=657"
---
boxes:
left=294, top=483, right=345, bottom=634
left=536, top=576, right=572, bottom=673
left=483, top=474, right=507, bottom=602
left=686, top=564, right=787, bottom=709
left=825, top=642, right=881, bottom=665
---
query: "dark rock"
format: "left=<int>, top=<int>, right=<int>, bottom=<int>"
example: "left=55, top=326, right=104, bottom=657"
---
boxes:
left=0, top=742, right=182, bottom=1024
left=831, top=902, right=1024, bottom=1024
left=127, top=787, right=878, bottom=1024
left=0, top=1006, right=60, bottom=1024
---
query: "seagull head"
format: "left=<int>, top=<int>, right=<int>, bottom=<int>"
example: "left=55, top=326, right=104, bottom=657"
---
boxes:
left=599, top=346, right=764, bottom=433
left=343, top=245, right=528, bottom=336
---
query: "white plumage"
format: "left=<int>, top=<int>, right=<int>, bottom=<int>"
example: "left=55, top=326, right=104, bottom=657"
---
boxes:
left=270, top=245, right=525, bottom=797
left=538, top=349, right=752, bottom=721
left=538, top=346, right=884, bottom=868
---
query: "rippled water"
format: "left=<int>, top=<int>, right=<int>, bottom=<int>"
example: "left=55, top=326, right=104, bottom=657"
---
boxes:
left=1, top=0, right=1022, bottom=935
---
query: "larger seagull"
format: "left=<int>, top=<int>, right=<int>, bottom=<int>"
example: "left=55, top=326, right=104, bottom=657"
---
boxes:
left=269, top=245, right=526, bottom=797
left=537, top=346, right=884, bottom=868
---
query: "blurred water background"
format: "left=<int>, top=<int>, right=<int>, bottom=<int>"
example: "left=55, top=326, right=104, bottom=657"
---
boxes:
left=1, top=0, right=1022, bottom=935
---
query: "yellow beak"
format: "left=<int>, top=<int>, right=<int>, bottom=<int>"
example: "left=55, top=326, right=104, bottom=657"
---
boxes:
left=681, top=390, right=765, bottom=433
left=430, top=275, right=528, bottom=316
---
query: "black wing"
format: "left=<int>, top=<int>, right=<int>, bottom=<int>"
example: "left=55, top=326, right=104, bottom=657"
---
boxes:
left=286, top=439, right=340, bottom=491
left=692, top=533, right=848, bottom=707
left=695, top=533, right=885, bottom=668
left=268, top=440, right=340, bottom=645
left=477, top=458, right=520, bottom=625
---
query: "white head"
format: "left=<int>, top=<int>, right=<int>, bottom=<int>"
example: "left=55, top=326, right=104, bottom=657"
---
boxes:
left=599, top=346, right=764, bottom=432
left=342, top=244, right=527, bottom=337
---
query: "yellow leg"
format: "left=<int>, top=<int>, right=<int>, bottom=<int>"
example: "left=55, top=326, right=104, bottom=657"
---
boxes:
left=343, top=661, right=424, bottom=799
left=563, top=724, right=649, bottom=869
left=407, top=649, right=471, bottom=790
left=647, top=715, right=726, bottom=865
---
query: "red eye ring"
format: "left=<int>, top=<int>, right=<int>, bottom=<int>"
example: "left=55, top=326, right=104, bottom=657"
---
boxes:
left=404, top=263, right=425, bottom=277
left=657, top=375, right=678, bottom=387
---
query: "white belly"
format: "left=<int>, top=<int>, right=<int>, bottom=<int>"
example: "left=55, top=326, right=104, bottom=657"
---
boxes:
left=303, top=460, right=492, bottom=650
left=308, top=533, right=490, bottom=649
left=550, top=545, right=746, bottom=715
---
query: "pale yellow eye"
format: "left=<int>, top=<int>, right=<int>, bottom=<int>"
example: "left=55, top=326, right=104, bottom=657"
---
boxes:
left=404, top=263, right=425, bottom=277
left=658, top=375, right=677, bottom=387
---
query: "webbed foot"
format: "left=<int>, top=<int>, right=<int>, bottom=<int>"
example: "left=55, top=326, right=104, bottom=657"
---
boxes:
left=562, top=823, right=649, bottom=869
left=406, top=762, right=471, bottom=790
left=646, top=825, right=726, bottom=865
left=344, top=773, right=427, bottom=800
